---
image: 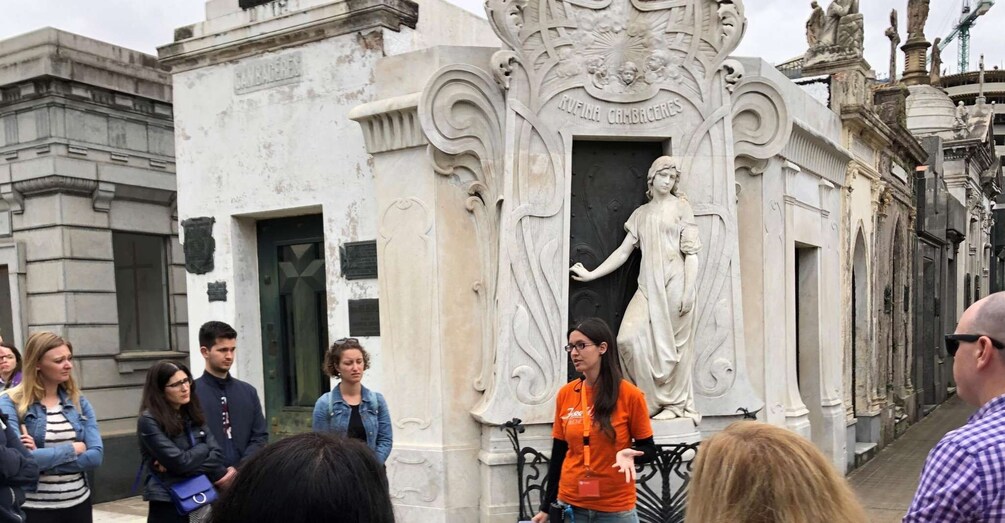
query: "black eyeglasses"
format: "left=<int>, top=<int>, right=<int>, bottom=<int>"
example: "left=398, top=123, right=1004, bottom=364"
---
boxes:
left=563, top=342, right=596, bottom=353
left=333, top=338, right=359, bottom=346
left=945, top=334, right=1005, bottom=357
left=166, top=377, right=192, bottom=389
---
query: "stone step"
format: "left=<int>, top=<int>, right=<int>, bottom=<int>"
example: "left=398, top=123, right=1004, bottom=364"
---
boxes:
left=854, top=442, right=879, bottom=468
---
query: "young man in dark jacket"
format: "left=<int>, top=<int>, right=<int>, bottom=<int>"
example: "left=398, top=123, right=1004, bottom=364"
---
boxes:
left=0, top=411, right=38, bottom=522
left=194, top=321, right=269, bottom=489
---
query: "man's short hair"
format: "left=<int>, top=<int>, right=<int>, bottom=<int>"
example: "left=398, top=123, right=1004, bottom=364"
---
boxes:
left=199, top=321, right=237, bottom=349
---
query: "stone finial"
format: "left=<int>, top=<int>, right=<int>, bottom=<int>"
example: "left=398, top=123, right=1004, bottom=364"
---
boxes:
left=885, top=9, right=900, bottom=83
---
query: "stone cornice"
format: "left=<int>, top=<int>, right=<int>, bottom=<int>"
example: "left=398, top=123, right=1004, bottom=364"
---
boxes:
left=781, top=118, right=852, bottom=187
left=158, top=0, right=419, bottom=73
left=349, top=92, right=426, bottom=153
left=0, top=28, right=171, bottom=102
left=841, top=105, right=927, bottom=166
left=0, top=80, right=173, bottom=121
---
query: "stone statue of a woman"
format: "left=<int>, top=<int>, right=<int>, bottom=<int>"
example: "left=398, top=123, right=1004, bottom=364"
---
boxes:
left=570, top=156, right=702, bottom=422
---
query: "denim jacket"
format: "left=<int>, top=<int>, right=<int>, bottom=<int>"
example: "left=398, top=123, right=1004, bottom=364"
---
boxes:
left=311, top=384, right=392, bottom=463
left=0, top=387, right=103, bottom=491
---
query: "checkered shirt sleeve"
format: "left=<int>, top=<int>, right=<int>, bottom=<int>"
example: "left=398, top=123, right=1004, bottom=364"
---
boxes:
left=903, top=439, right=982, bottom=522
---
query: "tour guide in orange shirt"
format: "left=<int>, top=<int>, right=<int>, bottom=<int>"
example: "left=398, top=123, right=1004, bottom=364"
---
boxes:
left=532, top=318, right=657, bottom=523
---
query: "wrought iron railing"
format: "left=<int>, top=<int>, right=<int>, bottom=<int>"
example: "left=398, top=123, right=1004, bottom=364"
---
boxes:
left=502, top=418, right=700, bottom=523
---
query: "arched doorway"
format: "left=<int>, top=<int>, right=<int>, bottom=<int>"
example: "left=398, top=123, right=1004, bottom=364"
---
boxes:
left=851, top=229, right=869, bottom=417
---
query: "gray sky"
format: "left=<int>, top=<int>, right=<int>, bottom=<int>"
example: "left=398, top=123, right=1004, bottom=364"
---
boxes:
left=2, top=0, right=1004, bottom=75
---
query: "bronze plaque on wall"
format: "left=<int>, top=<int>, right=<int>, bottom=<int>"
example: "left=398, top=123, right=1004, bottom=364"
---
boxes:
left=340, top=241, right=378, bottom=280
left=348, top=299, right=380, bottom=337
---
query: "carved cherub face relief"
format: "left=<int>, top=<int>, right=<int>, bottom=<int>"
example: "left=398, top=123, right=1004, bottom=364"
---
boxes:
left=619, top=61, right=639, bottom=86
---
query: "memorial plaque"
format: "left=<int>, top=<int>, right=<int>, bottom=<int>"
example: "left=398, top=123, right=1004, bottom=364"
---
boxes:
left=208, top=281, right=227, bottom=302
left=181, top=217, right=215, bottom=275
left=340, top=240, right=378, bottom=280
left=348, top=299, right=380, bottom=337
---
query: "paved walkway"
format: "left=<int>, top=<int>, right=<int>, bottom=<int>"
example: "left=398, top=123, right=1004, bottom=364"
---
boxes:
left=93, top=496, right=146, bottom=522
left=90, top=396, right=975, bottom=523
left=848, top=394, right=974, bottom=523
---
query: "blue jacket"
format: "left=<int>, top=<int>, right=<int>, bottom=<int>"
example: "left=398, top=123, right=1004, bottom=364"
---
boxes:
left=193, top=374, right=269, bottom=468
left=0, top=388, right=102, bottom=491
left=0, top=413, right=38, bottom=523
left=312, top=384, right=392, bottom=463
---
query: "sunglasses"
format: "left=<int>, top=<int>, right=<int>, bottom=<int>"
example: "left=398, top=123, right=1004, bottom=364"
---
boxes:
left=945, top=334, right=1005, bottom=357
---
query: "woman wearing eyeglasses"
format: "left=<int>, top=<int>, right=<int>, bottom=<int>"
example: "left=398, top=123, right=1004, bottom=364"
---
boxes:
left=312, top=338, right=393, bottom=464
left=138, top=361, right=226, bottom=523
left=0, top=332, right=103, bottom=523
left=532, top=318, right=656, bottom=523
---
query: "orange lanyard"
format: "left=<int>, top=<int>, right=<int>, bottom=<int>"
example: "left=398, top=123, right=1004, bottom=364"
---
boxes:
left=580, top=381, right=592, bottom=472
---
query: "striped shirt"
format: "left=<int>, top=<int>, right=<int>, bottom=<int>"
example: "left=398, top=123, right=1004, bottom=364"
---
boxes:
left=904, top=394, right=1005, bottom=522
left=23, top=406, right=89, bottom=509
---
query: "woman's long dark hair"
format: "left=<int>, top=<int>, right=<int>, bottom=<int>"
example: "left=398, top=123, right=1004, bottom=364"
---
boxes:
left=570, top=318, right=623, bottom=440
left=139, top=360, right=205, bottom=436
left=211, top=432, right=395, bottom=523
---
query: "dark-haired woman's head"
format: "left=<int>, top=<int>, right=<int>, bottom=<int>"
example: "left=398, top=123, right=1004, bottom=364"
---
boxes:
left=211, top=432, right=395, bottom=523
left=0, top=342, right=21, bottom=383
left=568, top=317, right=623, bottom=439
left=140, top=360, right=204, bottom=435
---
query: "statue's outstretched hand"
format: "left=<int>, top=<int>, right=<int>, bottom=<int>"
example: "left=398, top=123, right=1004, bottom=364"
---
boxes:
left=570, top=262, right=593, bottom=282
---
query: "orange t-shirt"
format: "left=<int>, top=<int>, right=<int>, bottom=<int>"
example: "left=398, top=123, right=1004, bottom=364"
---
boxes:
left=553, top=378, right=653, bottom=512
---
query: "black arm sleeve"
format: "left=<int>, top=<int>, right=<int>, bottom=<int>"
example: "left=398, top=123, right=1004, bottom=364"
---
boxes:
left=631, top=436, right=658, bottom=465
left=538, top=438, right=568, bottom=514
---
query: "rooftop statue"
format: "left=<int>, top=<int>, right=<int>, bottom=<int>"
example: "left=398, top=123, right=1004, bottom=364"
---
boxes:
left=907, top=0, right=930, bottom=40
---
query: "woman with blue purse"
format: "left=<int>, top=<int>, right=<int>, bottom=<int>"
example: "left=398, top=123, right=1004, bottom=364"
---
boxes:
left=138, top=361, right=228, bottom=523
left=311, top=338, right=393, bottom=464
left=0, top=332, right=103, bottom=523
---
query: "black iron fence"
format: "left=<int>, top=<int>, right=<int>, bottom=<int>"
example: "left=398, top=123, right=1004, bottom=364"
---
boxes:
left=503, top=419, right=699, bottom=523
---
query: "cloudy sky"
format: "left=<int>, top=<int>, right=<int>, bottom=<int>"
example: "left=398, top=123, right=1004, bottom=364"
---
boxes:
left=2, top=0, right=1004, bottom=76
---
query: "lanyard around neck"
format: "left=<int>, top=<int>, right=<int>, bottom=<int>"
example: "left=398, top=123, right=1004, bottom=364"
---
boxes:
left=580, top=380, right=592, bottom=472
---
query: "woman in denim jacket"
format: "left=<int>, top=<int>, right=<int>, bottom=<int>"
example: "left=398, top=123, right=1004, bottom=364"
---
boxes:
left=0, top=332, right=103, bottom=523
left=311, top=338, right=393, bottom=463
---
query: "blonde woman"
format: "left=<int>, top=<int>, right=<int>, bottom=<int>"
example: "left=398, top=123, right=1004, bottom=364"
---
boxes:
left=0, top=332, right=102, bottom=523
left=685, top=422, right=866, bottom=523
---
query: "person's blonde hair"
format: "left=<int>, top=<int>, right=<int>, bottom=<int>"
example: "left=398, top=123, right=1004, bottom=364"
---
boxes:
left=4, top=332, right=81, bottom=420
left=685, top=421, right=867, bottom=523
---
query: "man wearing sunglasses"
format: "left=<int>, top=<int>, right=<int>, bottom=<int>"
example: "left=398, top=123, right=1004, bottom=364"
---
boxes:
left=904, top=292, right=1005, bottom=522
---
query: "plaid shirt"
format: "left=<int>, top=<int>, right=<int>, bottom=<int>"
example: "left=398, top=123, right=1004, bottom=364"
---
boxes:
left=904, top=394, right=1005, bottom=522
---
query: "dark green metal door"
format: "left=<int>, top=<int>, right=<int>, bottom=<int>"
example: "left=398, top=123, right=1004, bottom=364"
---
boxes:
left=257, top=215, right=328, bottom=439
left=568, top=141, right=662, bottom=380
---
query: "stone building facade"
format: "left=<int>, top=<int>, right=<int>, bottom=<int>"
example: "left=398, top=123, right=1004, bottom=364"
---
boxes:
left=158, top=0, right=500, bottom=513
left=0, top=29, right=185, bottom=499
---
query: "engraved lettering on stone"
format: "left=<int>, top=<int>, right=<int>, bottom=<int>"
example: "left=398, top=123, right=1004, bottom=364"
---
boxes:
left=234, top=53, right=302, bottom=94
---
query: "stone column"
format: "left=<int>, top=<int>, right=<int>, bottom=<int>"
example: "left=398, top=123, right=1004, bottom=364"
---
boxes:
left=350, top=47, right=498, bottom=522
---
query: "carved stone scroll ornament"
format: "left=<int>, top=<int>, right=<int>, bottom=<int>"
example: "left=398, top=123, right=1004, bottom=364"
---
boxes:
left=729, top=73, right=793, bottom=173
left=419, top=65, right=506, bottom=397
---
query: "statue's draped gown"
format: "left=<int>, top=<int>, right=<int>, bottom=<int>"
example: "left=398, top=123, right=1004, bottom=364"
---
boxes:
left=618, top=196, right=702, bottom=421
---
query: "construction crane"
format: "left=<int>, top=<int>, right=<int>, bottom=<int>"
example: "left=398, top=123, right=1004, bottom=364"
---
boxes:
left=938, top=0, right=994, bottom=73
